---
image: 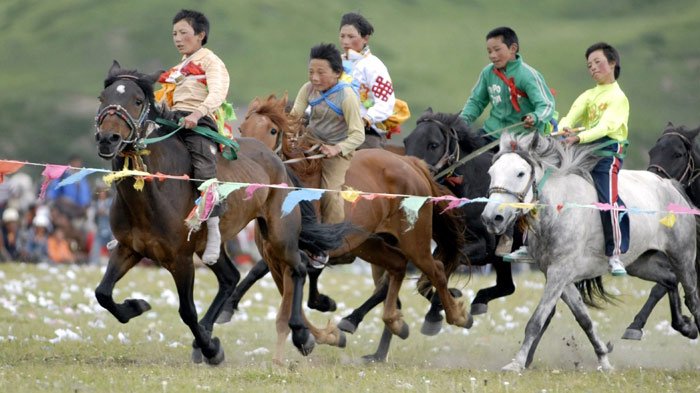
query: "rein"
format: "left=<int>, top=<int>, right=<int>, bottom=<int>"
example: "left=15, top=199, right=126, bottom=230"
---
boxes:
left=432, top=121, right=526, bottom=180
left=647, top=132, right=700, bottom=186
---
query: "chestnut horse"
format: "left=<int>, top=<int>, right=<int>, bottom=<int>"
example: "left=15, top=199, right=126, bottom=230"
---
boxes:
left=234, top=93, right=472, bottom=361
left=93, top=62, right=347, bottom=365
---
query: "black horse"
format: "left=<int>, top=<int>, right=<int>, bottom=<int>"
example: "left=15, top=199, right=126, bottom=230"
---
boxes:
left=630, top=122, right=700, bottom=341
left=404, top=109, right=518, bottom=315
left=94, top=61, right=349, bottom=365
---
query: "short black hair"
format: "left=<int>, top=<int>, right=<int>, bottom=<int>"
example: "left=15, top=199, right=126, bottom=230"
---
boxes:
left=309, top=43, right=343, bottom=74
left=173, top=9, right=210, bottom=46
left=340, top=12, right=374, bottom=37
left=585, top=42, right=621, bottom=79
left=486, top=27, right=519, bottom=53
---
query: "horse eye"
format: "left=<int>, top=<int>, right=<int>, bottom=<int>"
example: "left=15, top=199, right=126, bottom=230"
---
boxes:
left=517, top=171, right=525, bottom=178
left=428, top=143, right=439, bottom=150
left=270, top=128, right=278, bottom=135
left=135, top=99, right=143, bottom=106
left=674, top=151, right=684, bottom=158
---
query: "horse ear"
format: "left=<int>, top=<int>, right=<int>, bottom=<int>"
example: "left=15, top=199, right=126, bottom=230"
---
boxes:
left=109, top=60, right=121, bottom=76
left=424, top=107, right=433, bottom=114
left=529, top=131, right=541, bottom=151
left=248, top=97, right=262, bottom=112
left=690, top=126, right=700, bottom=140
left=280, top=91, right=289, bottom=107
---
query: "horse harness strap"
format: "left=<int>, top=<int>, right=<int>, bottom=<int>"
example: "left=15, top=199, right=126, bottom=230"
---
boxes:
left=487, top=151, right=539, bottom=203
left=155, top=118, right=239, bottom=160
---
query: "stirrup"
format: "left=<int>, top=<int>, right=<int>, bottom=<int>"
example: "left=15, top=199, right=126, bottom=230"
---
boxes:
left=609, top=257, right=627, bottom=276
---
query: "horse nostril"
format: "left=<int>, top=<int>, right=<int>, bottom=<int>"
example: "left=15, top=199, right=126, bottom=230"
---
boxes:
left=109, top=134, right=121, bottom=142
left=494, top=215, right=504, bottom=223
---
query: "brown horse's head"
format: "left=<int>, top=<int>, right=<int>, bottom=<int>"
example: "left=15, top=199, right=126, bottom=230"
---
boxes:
left=240, top=93, right=321, bottom=183
left=95, top=60, right=162, bottom=159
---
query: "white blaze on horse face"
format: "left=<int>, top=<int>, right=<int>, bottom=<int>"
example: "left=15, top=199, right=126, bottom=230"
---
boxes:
left=116, top=84, right=126, bottom=94
left=482, top=153, right=531, bottom=234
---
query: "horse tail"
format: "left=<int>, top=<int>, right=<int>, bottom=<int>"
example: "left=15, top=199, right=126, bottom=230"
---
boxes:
left=575, top=277, right=618, bottom=309
left=405, top=156, right=468, bottom=296
left=285, top=167, right=352, bottom=255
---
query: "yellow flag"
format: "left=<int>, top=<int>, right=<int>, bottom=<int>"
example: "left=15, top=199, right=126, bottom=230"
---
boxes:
left=341, top=189, right=361, bottom=203
left=659, top=213, right=676, bottom=228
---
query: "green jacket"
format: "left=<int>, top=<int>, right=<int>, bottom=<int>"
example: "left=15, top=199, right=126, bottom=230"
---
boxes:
left=460, top=55, right=555, bottom=137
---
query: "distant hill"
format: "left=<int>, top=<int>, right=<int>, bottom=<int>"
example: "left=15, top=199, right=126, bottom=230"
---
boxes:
left=1, top=0, right=698, bottom=169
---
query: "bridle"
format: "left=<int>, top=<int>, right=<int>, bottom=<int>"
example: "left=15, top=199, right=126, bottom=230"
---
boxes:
left=647, top=132, right=700, bottom=186
left=415, top=117, right=461, bottom=177
left=94, top=75, right=152, bottom=152
left=487, top=150, right=540, bottom=203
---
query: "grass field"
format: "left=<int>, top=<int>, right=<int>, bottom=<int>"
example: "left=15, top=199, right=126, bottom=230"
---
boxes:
left=0, top=261, right=698, bottom=392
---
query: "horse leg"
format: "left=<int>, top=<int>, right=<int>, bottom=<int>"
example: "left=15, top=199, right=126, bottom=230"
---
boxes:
left=306, top=264, right=337, bottom=312
left=382, top=269, right=409, bottom=339
left=361, top=326, right=394, bottom=363
left=524, top=306, right=556, bottom=368
left=95, top=247, right=151, bottom=323
left=192, top=248, right=240, bottom=363
left=216, top=258, right=270, bottom=324
left=560, top=283, right=614, bottom=371
left=171, top=258, right=224, bottom=365
left=338, top=275, right=389, bottom=334
left=287, top=263, right=316, bottom=355
left=624, top=253, right=698, bottom=340
left=471, top=257, right=515, bottom=315
left=503, top=273, right=568, bottom=372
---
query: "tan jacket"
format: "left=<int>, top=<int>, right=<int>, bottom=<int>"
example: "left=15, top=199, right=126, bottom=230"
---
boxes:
left=170, top=48, right=230, bottom=120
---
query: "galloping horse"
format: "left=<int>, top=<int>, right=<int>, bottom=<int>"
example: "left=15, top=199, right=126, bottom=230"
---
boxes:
left=481, top=131, right=700, bottom=371
left=93, top=62, right=347, bottom=365
left=627, top=122, right=700, bottom=340
left=236, top=93, right=472, bottom=362
left=403, top=109, right=516, bottom=315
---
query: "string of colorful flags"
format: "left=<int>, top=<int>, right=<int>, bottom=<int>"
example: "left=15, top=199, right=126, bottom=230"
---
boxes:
left=1, top=158, right=696, bottom=229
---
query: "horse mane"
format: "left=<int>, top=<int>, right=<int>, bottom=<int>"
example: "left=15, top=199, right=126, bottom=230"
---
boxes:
left=250, top=94, right=301, bottom=135
left=416, top=111, right=485, bottom=152
left=500, top=132, right=602, bottom=184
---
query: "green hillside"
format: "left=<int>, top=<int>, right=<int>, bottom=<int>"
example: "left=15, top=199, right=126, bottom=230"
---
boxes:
left=1, top=0, right=699, bottom=169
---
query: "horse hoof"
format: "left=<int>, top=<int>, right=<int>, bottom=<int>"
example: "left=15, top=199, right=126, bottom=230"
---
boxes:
left=308, top=295, right=337, bottom=313
left=396, top=321, right=410, bottom=340
left=298, top=334, right=315, bottom=356
left=215, top=309, right=233, bottom=324
left=606, top=341, right=614, bottom=354
left=420, top=318, right=442, bottom=336
left=676, top=315, right=699, bottom=339
left=205, top=339, right=225, bottom=366
left=449, top=288, right=463, bottom=298
left=621, top=328, right=643, bottom=341
left=191, top=347, right=203, bottom=364
left=502, top=360, right=524, bottom=372
left=361, top=353, right=387, bottom=363
left=464, top=313, right=474, bottom=329
left=337, top=318, right=358, bottom=334
left=337, top=331, right=347, bottom=348
left=470, top=303, right=488, bottom=315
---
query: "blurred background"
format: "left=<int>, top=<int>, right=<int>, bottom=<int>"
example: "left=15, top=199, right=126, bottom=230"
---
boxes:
left=1, top=0, right=699, bottom=171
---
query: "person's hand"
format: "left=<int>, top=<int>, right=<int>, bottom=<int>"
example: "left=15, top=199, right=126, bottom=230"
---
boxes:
left=560, top=127, right=574, bottom=137
left=320, top=144, right=342, bottom=157
left=181, top=111, right=204, bottom=129
left=523, top=114, right=535, bottom=129
left=563, top=135, right=580, bottom=146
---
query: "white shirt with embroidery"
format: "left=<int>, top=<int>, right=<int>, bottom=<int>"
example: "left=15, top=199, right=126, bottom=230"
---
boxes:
left=344, top=47, right=396, bottom=127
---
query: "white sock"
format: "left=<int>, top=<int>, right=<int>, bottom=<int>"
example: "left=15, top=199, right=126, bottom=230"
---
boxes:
left=202, top=216, right=221, bottom=265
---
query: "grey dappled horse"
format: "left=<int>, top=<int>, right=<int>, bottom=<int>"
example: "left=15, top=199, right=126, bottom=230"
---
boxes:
left=481, top=131, right=700, bottom=371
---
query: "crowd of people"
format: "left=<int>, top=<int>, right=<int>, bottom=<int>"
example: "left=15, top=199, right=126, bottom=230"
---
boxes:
left=0, top=156, right=110, bottom=265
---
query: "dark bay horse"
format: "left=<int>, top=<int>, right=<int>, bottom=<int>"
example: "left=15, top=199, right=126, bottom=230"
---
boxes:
left=93, top=62, right=347, bottom=365
left=235, top=93, right=472, bottom=362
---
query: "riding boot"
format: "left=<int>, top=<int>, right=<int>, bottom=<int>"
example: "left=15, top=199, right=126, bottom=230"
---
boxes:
left=202, top=215, right=221, bottom=265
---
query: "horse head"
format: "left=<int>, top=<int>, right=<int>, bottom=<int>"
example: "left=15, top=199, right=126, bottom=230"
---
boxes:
left=239, top=93, right=292, bottom=152
left=94, top=60, right=162, bottom=159
left=404, top=108, right=480, bottom=176
left=481, top=148, right=539, bottom=235
left=648, top=122, right=700, bottom=185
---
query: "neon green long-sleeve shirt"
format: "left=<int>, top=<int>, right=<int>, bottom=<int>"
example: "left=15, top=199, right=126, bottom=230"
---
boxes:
left=559, top=81, right=629, bottom=144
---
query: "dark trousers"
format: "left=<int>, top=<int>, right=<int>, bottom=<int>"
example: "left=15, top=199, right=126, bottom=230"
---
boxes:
left=175, top=111, right=221, bottom=217
left=591, top=138, right=629, bottom=256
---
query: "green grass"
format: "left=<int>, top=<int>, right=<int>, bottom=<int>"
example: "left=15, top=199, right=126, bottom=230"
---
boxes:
left=1, top=0, right=699, bottom=169
left=0, top=262, right=698, bottom=392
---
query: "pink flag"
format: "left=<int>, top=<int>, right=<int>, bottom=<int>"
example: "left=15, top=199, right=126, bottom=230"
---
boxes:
left=39, top=164, right=69, bottom=200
